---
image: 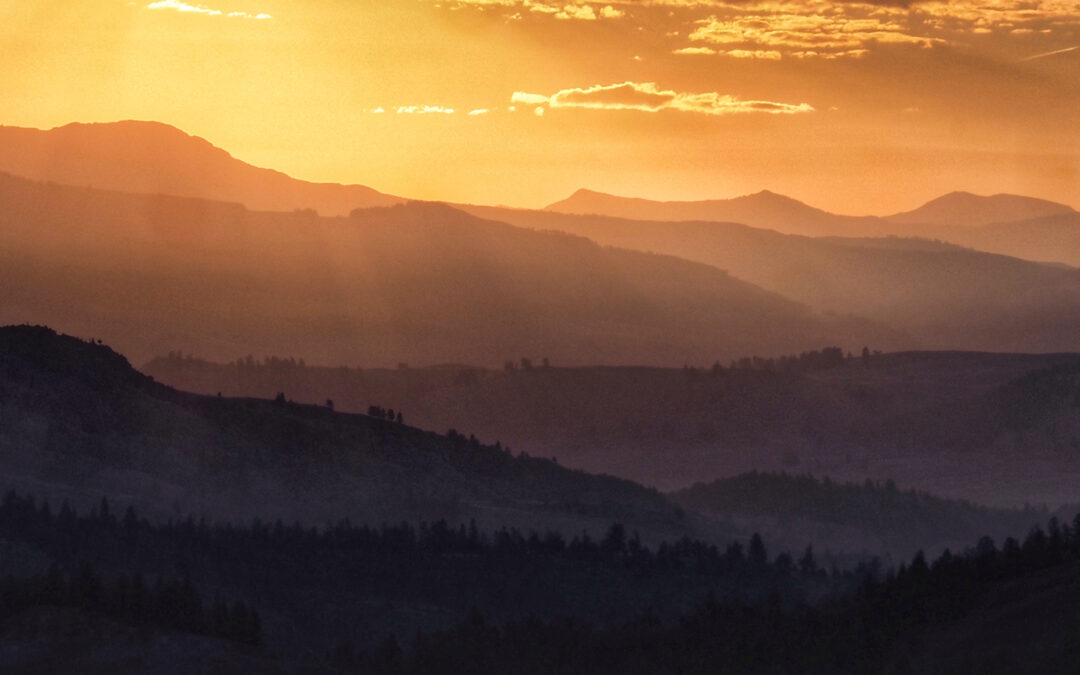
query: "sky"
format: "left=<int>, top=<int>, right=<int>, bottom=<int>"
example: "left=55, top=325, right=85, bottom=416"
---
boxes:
left=0, top=0, right=1077, bottom=213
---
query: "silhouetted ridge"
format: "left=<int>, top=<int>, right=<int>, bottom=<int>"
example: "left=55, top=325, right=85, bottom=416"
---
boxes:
left=543, top=187, right=885, bottom=237
left=887, top=191, right=1075, bottom=227
left=350, top=201, right=496, bottom=226
left=0, top=325, right=146, bottom=393
left=0, top=120, right=403, bottom=215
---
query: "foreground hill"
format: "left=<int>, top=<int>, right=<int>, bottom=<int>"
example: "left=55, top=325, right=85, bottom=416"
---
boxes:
left=144, top=349, right=1080, bottom=509
left=0, top=171, right=898, bottom=367
left=463, top=205, right=1080, bottom=353
left=0, top=325, right=694, bottom=539
left=886, top=191, right=1075, bottom=228
left=0, top=121, right=403, bottom=216
left=320, top=512, right=1080, bottom=674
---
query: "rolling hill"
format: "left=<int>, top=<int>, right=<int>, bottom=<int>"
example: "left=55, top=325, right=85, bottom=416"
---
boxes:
left=462, top=205, right=1080, bottom=354
left=0, top=121, right=403, bottom=216
left=143, top=349, right=1080, bottom=509
left=923, top=213, right=1080, bottom=267
left=545, top=188, right=885, bottom=237
left=0, top=324, right=692, bottom=539
left=886, top=191, right=1075, bottom=228
left=669, top=472, right=1042, bottom=561
left=0, top=171, right=900, bottom=368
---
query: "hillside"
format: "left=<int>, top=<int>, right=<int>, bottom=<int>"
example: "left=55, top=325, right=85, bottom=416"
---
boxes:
left=0, top=121, right=403, bottom=216
left=462, top=205, right=1080, bottom=353
left=0, top=171, right=900, bottom=367
left=339, top=512, right=1080, bottom=674
left=143, top=349, right=1080, bottom=509
left=924, top=213, right=1080, bottom=267
left=670, top=472, right=1042, bottom=561
left=887, top=191, right=1075, bottom=227
left=0, top=325, right=695, bottom=539
left=545, top=188, right=885, bottom=237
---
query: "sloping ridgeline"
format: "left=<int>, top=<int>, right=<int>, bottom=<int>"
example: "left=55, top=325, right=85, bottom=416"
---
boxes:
left=0, top=325, right=693, bottom=537
left=671, top=472, right=1044, bottom=561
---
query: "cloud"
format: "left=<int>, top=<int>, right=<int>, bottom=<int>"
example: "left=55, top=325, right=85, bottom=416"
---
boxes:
left=511, top=92, right=552, bottom=105
left=1019, top=44, right=1080, bottom=61
left=688, top=3, right=942, bottom=58
left=673, top=46, right=718, bottom=55
left=395, top=106, right=456, bottom=114
left=145, top=0, right=271, bottom=19
left=428, top=0, right=1080, bottom=59
left=433, top=0, right=626, bottom=21
left=512, top=81, right=814, bottom=115
left=556, top=5, right=597, bottom=20
left=725, top=49, right=784, bottom=59
left=468, top=108, right=491, bottom=115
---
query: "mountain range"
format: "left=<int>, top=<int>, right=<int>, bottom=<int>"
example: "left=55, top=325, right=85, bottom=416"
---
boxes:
left=143, top=349, right=1080, bottom=511
left=0, top=121, right=403, bottom=216
left=545, top=187, right=1077, bottom=241
left=3, top=119, right=1080, bottom=361
left=0, top=325, right=696, bottom=540
left=464, top=205, right=1080, bottom=353
left=0, top=171, right=894, bottom=367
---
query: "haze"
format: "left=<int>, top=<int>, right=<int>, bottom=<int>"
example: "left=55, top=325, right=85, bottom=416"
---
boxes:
left=5, top=1, right=1080, bottom=671
left=1, top=0, right=1077, bottom=212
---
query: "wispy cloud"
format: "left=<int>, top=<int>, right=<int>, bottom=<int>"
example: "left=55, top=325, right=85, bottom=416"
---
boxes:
left=512, top=81, right=814, bottom=115
left=395, top=106, right=456, bottom=115
left=688, top=3, right=941, bottom=59
left=427, top=0, right=1080, bottom=58
left=145, top=0, right=271, bottom=19
left=1019, top=45, right=1080, bottom=61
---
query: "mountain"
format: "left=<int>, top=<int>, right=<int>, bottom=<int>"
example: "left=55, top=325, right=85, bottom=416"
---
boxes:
left=0, top=121, right=403, bottom=216
left=544, top=188, right=886, bottom=237
left=887, top=191, right=1075, bottom=228
left=0, top=324, right=695, bottom=538
left=0, top=171, right=901, bottom=368
left=462, top=205, right=1080, bottom=353
left=143, top=349, right=1080, bottom=509
left=542, top=188, right=1080, bottom=267
left=669, top=472, right=1041, bottom=561
left=925, top=213, right=1080, bottom=267
left=356, top=512, right=1080, bottom=674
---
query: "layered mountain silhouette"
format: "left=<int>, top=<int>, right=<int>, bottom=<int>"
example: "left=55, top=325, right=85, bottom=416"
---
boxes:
left=0, top=172, right=894, bottom=367
left=3, top=119, right=1079, bottom=358
left=546, top=188, right=886, bottom=237
left=922, top=213, right=1080, bottom=267
left=463, top=205, right=1080, bottom=353
left=0, top=121, right=403, bottom=216
left=4, top=119, right=1077, bottom=266
left=542, top=188, right=1080, bottom=268
left=145, top=349, right=1080, bottom=510
left=0, top=325, right=694, bottom=537
left=547, top=187, right=1076, bottom=236
left=886, top=191, right=1075, bottom=227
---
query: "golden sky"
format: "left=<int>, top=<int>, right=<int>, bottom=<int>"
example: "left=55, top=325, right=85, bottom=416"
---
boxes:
left=0, top=0, right=1077, bottom=213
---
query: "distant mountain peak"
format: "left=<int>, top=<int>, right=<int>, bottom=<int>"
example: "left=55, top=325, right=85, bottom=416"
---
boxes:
left=0, top=120, right=403, bottom=215
left=888, top=191, right=1075, bottom=227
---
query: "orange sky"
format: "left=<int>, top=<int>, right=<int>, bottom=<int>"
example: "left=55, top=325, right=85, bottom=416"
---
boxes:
left=0, top=0, right=1077, bottom=213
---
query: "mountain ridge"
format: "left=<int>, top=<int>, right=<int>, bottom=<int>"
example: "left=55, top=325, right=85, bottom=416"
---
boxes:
left=0, top=170, right=901, bottom=367
left=0, top=120, right=404, bottom=216
left=887, top=190, right=1076, bottom=227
